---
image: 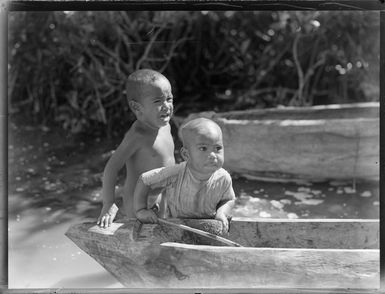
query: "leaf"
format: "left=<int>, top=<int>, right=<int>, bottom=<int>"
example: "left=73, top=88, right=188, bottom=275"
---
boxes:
left=240, top=39, right=251, bottom=54
left=81, top=24, right=95, bottom=33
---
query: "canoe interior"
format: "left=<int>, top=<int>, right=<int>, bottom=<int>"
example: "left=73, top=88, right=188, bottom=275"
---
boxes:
left=65, top=218, right=379, bottom=288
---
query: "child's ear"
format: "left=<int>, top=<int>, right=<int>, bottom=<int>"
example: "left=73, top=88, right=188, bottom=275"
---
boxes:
left=128, top=100, right=141, bottom=114
left=180, top=147, right=189, bottom=161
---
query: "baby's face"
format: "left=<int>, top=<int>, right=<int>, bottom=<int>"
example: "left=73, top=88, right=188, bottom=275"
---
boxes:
left=185, top=128, right=224, bottom=180
left=138, top=77, right=173, bottom=128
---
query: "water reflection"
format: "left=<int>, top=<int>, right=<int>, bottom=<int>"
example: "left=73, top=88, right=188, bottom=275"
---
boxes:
left=231, top=175, right=378, bottom=220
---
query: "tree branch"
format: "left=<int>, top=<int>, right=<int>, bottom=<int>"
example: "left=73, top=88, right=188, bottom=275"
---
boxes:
left=135, top=25, right=165, bottom=70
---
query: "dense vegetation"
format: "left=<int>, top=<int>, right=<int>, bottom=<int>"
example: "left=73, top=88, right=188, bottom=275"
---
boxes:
left=8, top=11, right=379, bottom=136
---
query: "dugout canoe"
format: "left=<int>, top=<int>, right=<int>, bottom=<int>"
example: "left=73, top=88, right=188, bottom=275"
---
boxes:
left=183, top=102, right=379, bottom=182
left=65, top=218, right=379, bottom=289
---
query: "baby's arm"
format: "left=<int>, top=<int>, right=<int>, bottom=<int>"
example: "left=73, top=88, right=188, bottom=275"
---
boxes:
left=134, top=164, right=180, bottom=223
left=215, top=174, right=236, bottom=233
left=97, top=133, right=138, bottom=228
left=215, top=199, right=235, bottom=233
left=133, top=176, right=158, bottom=223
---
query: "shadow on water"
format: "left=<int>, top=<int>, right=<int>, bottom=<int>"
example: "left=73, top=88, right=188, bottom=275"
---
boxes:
left=8, top=115, right=128, bottom=288
left=9, top=116, right=121, bottom=217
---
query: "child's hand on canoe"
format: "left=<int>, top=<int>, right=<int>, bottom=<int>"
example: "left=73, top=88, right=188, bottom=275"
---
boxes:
left=215, top=212, right=230, bottom=234
left=136, top=208, right=158, bottom=224
left=97, top=203, right=118, bottom=228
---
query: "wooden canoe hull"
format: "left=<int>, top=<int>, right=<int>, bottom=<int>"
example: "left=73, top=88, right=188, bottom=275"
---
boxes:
left=184, top=102, right=379, bottom=181
left=133, top=243, right=379, bottom=288
left=65, top=218, right=379, bottom=288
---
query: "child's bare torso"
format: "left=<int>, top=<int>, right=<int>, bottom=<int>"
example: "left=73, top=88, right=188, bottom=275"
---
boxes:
left=122, top=122, right=175, bottom=217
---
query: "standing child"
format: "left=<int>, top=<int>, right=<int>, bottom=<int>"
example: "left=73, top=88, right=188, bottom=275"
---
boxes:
left=133, top=118, right=235, bottom=232
left=97, top=69, right=175, bottom=228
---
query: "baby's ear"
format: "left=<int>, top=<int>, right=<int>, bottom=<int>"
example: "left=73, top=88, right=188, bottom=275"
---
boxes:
left=180, top=147, right=189, bottom=161
left=128, top=100, right=141, bottom=114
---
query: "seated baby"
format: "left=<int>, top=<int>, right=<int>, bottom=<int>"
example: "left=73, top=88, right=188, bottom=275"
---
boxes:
left=133, top=117, right=235, bottom=232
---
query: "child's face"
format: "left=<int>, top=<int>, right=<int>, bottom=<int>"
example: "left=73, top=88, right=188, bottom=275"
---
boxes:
left=183, top=128, right=224, bottom=180
left=137, top=77, right=174, bottom=128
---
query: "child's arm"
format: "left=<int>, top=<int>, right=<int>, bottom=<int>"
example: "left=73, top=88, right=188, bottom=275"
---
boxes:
left=133, top=176, right=158, bottom=223
left=133, top=164, right=181, bottom=223
left=97, top=133, right=138, bottom=228
left=213, top=171, right=237, bottom=233
left=215, top=199, right=235, bottom=233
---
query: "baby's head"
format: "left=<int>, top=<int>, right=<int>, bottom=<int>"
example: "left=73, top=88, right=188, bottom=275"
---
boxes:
left=126, top=69, right=173, bottom=128
left=179, top=118, right=224, bottom=179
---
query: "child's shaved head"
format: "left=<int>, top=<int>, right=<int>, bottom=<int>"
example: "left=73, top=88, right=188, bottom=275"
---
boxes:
left=126, top=69, right=169, bottom=102
left=180, top=118, right=223, bottom=148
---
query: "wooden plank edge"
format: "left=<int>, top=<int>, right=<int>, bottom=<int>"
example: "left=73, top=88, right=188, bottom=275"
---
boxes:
left=160, top=241, right=380, bottom=252
left=2, top=288, right=382, bottom=294
left=230, top=218, right=379, bottom=223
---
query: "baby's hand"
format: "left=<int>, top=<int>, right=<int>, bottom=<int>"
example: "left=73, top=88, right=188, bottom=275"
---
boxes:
left=215, top=212, right=230, bottom=234
left=136, top=209, right=158, bottom=224
left=97, top=203, right=118, bottom=228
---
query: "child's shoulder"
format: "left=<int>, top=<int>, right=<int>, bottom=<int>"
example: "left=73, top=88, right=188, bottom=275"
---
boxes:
left=128, top=121, right=171, bottom=137
left=117, top=123, right=144, bottom=147
left=213, top=168, right=232, bottom=182
left=123, top=122, right=147, bottom=139
left=120, top=122, right=172, bottom=149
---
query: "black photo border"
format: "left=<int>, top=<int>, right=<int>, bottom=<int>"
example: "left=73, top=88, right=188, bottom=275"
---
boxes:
left=2, top=1, right=385, bottom=293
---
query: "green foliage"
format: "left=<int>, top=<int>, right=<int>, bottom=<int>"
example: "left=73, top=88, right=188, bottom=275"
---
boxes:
left=8, top=11, right=379, bottom=136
